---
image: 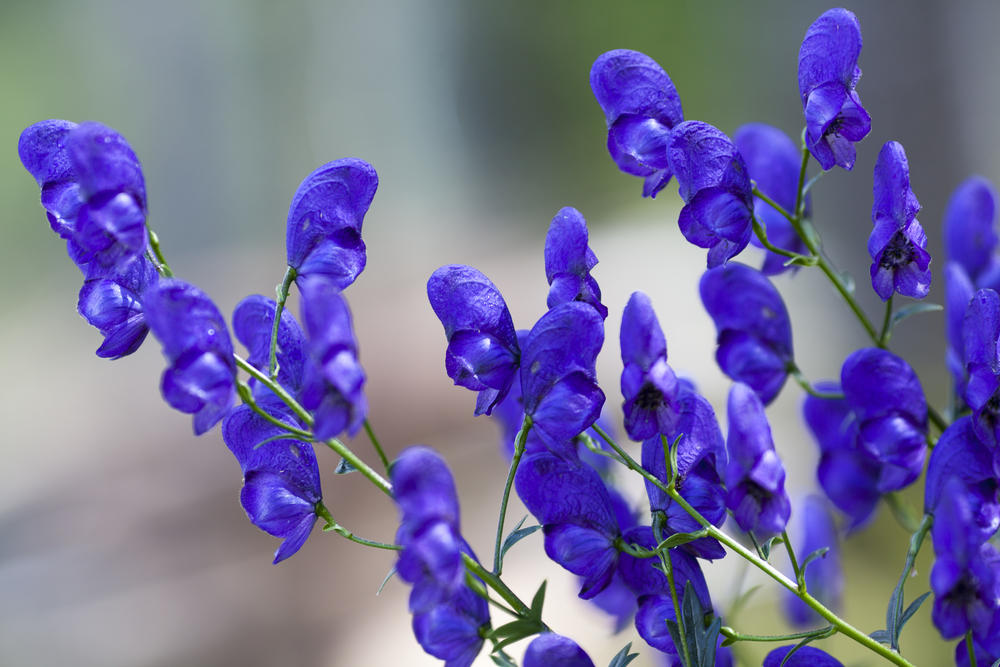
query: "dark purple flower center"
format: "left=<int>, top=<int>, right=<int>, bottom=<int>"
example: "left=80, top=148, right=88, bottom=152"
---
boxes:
left=879, top=230, right=915, bottom=269
left=743, top=480, right=769, bottom=503
left=635, top=381, right=664, bottom=411
left=949, top=572, right=980, bottom=606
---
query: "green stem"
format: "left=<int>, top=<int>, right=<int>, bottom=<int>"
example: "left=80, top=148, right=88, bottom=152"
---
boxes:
left=887, top=514, right=933, bottom=642
left=782, top=529, right=804, bottom=591
left=720, top=625, right=834, bottom=644
left=966, top=630, right=978, bottom=667
left=655, top=522, right=693, bottom=667
left=927, top=405, right=948, bottom=435
left=752, top=186, right=797, bottom=226
left=234, top=354, right=313, bottom=426
left=590, top=424, right=669, bottom=494
left=315, top=502, right=400, bottom=551
left=462, top=552, right=532, bottom=617
left=321, top=437, right=393, bottom=498
left=236, top=382, right=314, bottom=440
left=465, top=574, right=519, bottom=618
left=364, top=418, right=390, bottom=473
left=145, top=225, right=173, bottom=277
left=793, top=138, right=810, bottom=220
left=750, top=213, right=808, bottom=261
left=268, top=266, right=297, bottom=381
left=788, top=363, right=844, bottom=399
left=493, top=417, right=532, bottom=574
left=814, top=257, right=880, bottom=341
left=879, top=296, right=894, bottom=347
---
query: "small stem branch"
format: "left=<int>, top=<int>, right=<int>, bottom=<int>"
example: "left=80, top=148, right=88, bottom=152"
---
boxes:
left=967, top=630, right=978, bottom=667
left=315, top=502, right=399, bottom=551
left=788, top=363, right=844, bottom=400
left=462, top=552, right=532, bottom=617
left=145, top=224, right=173, bottom=277
left=720, top=625, right=834, bottom=644
left=590, top=424, right=669, bottom=494
left=752, top=186, right=797, bottom=226
left=364, top=418, right=390, bottom=473
left=927, top=405, right=947, bottom=435
left=268, top=266, right=297, bottom=381
left=236, top=382, right=314, bottom=440
left=782, top=530, right=804, bottom=591
left=654, top=522, right=692, bottom=667
left=887, top=514, right=933, bottom=641
left=493, top=416, right=532, bottom=575
left=793, top=140, right=810, bottom=220
left=879, top=296, right=894, bottom=347
left=321, top=437, right=393, bottom=498
left=234, top=354, right=314, bottom=426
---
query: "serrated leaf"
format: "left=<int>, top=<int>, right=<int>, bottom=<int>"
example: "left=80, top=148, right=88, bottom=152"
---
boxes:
left=499, top=515, right=541, bottom=568
left=607, top=642, right=639, bottom=667
left=869, top=629, right=890, bottom=643
left=376, top=566, right=396, bottom=596
left=529, top=580, right=547, bottom=621
left=335, top=457, right=356, bottom=474
left=890, top=303, right=942, bottom=330
left=898, top=591, right=931, bottom=633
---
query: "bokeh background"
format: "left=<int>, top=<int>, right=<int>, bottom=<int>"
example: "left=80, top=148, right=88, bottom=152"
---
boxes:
left=1, top=1, right=995, bottom=664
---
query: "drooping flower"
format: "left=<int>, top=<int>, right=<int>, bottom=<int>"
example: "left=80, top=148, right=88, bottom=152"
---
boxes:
left=764, top=645, right=844, bottom=667
left=427, top=265, right=521, bottom=416
left=222, top=395, right=321, bottom=563
left=734, top=123, right=810, bottom=275
left=962, top=288, right=1000, bottom=447
left=724, top=382, right=790, bottom=538
left=232, top=294, right=307, bottom=399
left=285, top=158, right=378, bottom=289
left=943, top=176, right=999, bottom=286
left=544, top=207, right=608, bottom=319
left=77, top=254, right=159, bottom=359
left=666, top=120, right=754, bottom=267
left=797, top=8, right=871, bottom=170
left=700, top=262, right=793, bottom=404
left=142, top=278, right=236, bottom=434
left=868, top=141, right=931, bottom=301
left=620, top=291, right=680, bottom=441
left=946, top=262, right=976, bottom=392
left=783, top=495, right=843, bottom=627
left=523, top=633, right=595, bottom=667
left=411, top=584, right=489, bottom=667
left=298, top=275, right=366, bottom=440
left=589, top=49, right=683, bottom=198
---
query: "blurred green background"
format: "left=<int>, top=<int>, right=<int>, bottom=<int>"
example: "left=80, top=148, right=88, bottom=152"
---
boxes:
left=1, top=1, right=993, bottom=664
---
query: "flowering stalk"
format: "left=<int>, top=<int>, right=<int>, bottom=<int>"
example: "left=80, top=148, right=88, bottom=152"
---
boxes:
left=493, top=416, right=533, bottom=574
left=267, top=265, right=297, bottom=380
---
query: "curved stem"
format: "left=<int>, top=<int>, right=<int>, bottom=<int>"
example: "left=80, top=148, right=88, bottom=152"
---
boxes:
left=788, top=363, right=844, bottom=400
left=364, top=418, right=390, bottom=473
left=879, top=295, right=894, bottom=347
left=720, top=625, right=834, bottom=644
left=236, top=381, right=314, bottom=440
left=655, top=522, right=692, bottom=667
left=493, top=417, right=532, bottom=574
left=782, top=529, right=804, bottom=590
left=793, top=140, right=810, bottom=220
left=234, top=354, right=313, bottom=426
left=268, top=266, right=297, bottom=381
left=320, top=437, right=393, bottom=498
left=315, top=502, right=399, bottom=551
left=462, top=552, right=532, bottom=617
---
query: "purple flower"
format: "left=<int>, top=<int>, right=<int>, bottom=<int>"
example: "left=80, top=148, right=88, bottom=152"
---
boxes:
left=797, top=8, right=871, bottom=170
left=734, top=123, right=810, bottom=275
left=868, top=142, right=931, bottom=301
left=545, top=207, right=608, bottom=319
left=963, top=289, right=1000, bottom=446
left=700, top=262, right=793, bottom=404
left=523, top=633, right=595, bottom=667
left=427, top=265, right=521, bottom=416
left=764, top=645, right=844, bottom=667
left=232, top=294, right=307, bottom=398
left=589, top=49, right=683, bottom=197
left=77, top=254, right=158, bottom=359
left=783, top=495, right=843, bottom=627
left=620, top=291, right=680, bottom=441
left=411, top=584, right=488, bottom=667
left=222, top=396, right=320, bottom=563
left=142, top=278, right=236, bottom=434
left=298, top=276, right=366, bottom=440
left=666, top=121, right=754, bottom=267
left=946, top=262, right=976, bottom=392
left=725, top=382, right=790, bottom=538
left=943, top=176, right=998, bottom=285
left=520, top=302, right=605, bottom=448
left=285, top=158, right=378, bottom=289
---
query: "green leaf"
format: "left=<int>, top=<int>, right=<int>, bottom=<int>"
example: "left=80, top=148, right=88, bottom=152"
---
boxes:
left=335, top=457, right=356, bottom=474
left=898, top=591, right=931, bottom=633
left=376, top=566, right=396, bottom=596
left=607, top=642, right=639, bottom=667
left=749, top=532, right=783, bottom=561
left=529, top=580, right=547, bottom=622
left=491, top=619, right=541, bottom=652
left=869, top=629, right=890, bottom=644
left=799, top=546, right=830, bottom=573
left=783, top=253, right=819, bottom=268
left=657, top=529, right=709, bottom=550
left=498, top=515, right=541, bottom=568
left=490, top=649, right=517, bottom=667
left=890, top=303, right=942, bottom=331
left=777, top=626, right=835, bottom=667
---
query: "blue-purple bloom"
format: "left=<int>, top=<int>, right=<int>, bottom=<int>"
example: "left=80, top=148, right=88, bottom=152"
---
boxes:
left=734, top=123, right=810, bottom=275
left=222, top=395, right=320, bottom=563
left=783, top=495, right=843, bottom=627
left=797, top=8, right=870, bottom=171
left=77, top=254, right=158, bottom=359
left=962, top=288, right=1000, bottom=447
left=868, top=141, right=931, bottom=301
left=232, top=294, right=307, bottom=399
left=428, top=265, right=521, bottom=416
left=764, top=645, right=844, bottom=667
left=285, top=158, right=377, bottom=289
left=590, top=49, right=683, bottom=198
left=545, top=207, right=608, bottom=319
left=411, top=585, right=489, bottom=667
left=523, top=633, right=595, bottom=667
left=946, top=262, right=976, bottom=392
left=298, top=276, right=366, bottom=440
left=724, top=382, right=790, bottom=538
left=943, top=176, right=999, bottom=287
left=666, top=120, right=754, bottom=267
left=620, top=291, right=680, bottom=441
left=700, top=262, right=793, bottom=404
left=142, top=278, right=236, bottom=434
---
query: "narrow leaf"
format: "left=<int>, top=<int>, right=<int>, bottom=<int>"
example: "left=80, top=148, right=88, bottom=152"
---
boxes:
left=898, top=591, right=931, bottom=635
left=607, top=642, right=639, bottom=667
left=529, top=580, right=547, bottom=622
left=658, top=529, right=709, bottom=550
left=698, top=616, right=722, bottom=667
left=890, top=303, right=942, bottom=330
left=376, top=566, right=396, bottom=596
left=490, top=650, right=517, bottom=667
left=869, top=629, right=890, bottom=643
left=799, top=546, right=830, bottom=573
left=499, top=516, right=541, bottom=566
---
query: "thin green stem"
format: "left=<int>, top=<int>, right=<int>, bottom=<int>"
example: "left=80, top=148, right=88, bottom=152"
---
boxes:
left=887, top=514, right=933, bottom=642
left=782, top=530, right=804, bottom=591
left=750, top=213, right=808, bottom=261
left=145, top=225, right=173, bottom=277
left=814, top=257, right=880, bottom=341
left=590, top=423, right=670, bottom=494
left=793, top=139, right=810, bottom=220
left=788, top=363, right=844, bottom=399
left=752, top=186, right=797, bottom=226
left=321, top=437, right=393, bottom=498
left=364, top=418, right=390, bottom=473
left=268, top=266, right=297, bottom=381
left=315, top=502, right=400, bottom=551
left=465, top=573, right=519, bottom=618
left=966, top=630, right=978, bottom=667
left=879, top=296, right=894, bottom=347
left=719, top=625, right=834, bottom=644
left=927, top=405, right=948, bottom=435
left=236, top=381, right=314, bottom=440
left=234, top=354, right=313, bottom=426
left=493, top=416, right=532, bottom=575
left=655, top=522, right=693, bottom=667
left=462, top=552, right=532, bottom=617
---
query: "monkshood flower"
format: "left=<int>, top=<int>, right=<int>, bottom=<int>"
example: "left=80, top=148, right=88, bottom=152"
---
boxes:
left=725, top=382, right=790, bottom=538
left=700, top=262, right=793, bottom=404
left=412, top=584, right=488, bottom=667
left=142, top=278, right=236, bottom=434
left=943, top=176, right=999, bottom=287
left=620, top=291, right=680, bottom=441
left=232, top=294, right=307, bottom=398
left=946, top=262, right=976, bottom=392
left=963, top=288, right=1000, bottom=447
left=77, top=254, right=159, bottom=359
left=868, top=141, right=931, bottom=301
left=764, top=645, right=844, bottom=667
left=930, top=477, right=1000, bottom=649
left=588, top=486, right=639, bottom=631
left=520, top=302, right=605, bottom=450
left=924, top=416, right=1000, bottom=543
left=523, top=633, right=595, bottom=667
left=589, top=49, right=683, bottom=198
left=734, top=123, right=810, bottom=276
left=666, top=120, right=754, bottom=267
left=19, top=120, right=148, bottom=275
left=545, top=206, right=608, bottom=319
left=428, top=265, right=520, bottom=416
left=797, top=8, right=870, bottom=171
left=285, top=158, right=378, bottom=289
left=515, top=450, right=621, bottom=598
left=299, top=275, right=366, bottom=440
left=783, top=495, right=843, bottom=627
left=222, top=395, right=320, bottom=563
